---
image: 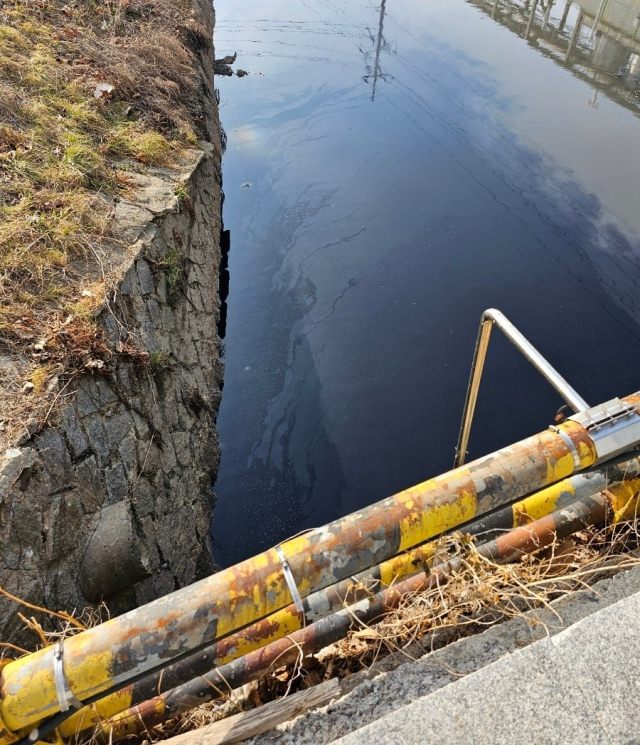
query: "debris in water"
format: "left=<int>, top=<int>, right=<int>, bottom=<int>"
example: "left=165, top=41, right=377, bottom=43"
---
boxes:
left=215, top=52, right=238, bottom=76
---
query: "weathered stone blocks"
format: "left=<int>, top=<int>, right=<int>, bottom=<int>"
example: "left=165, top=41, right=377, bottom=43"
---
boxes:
left=0, top=144, right=224, bottom=644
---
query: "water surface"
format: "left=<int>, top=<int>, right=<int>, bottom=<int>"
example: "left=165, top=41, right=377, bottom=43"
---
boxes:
left=212, top=0, right=640, bottom=566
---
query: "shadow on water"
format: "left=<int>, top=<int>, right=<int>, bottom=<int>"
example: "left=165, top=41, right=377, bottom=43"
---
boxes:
left=211, top=0, right=640, bottom=567
left=211, top=183, right=350, bottom=563
left=217, top=229, right=231, bottom=340
left=211, top=333, right=347, bottom=560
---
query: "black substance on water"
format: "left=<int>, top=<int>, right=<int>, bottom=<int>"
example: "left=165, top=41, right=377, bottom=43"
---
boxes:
left=211, top=0, right=640, bottom=567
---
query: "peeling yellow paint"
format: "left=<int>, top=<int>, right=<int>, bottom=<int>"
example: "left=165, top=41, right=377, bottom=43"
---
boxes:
left=398, top=490, right=477, bottom=553
left=606, top=479, right=640, bottom=523
left=512, top=483, right=576, bottom=526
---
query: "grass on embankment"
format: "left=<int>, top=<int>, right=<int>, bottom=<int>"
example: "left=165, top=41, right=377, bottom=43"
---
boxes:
left=0, top=0, right=210, bottom=445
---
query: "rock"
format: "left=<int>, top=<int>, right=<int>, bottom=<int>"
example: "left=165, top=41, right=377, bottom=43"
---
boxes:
left=80, top=501, right=152, bottom=601
left=214, top=52, right=238, bottom=76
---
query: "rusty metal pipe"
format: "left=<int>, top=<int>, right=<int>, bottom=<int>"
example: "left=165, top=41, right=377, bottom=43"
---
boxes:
left=58, top=539, right=439, bottom=739
left=91, top=575, right=432, bottom=742
left=481, top=494, right=606, bottom=562
left=99, top=582, right=433, bottom=742
left=464, top=453, right=640, bottom=540
left=5, top=397, right=637, bottom=738
left=59, top=452, right=640, bottom=739
left=445, top=475, right=639, bottom=572
left=95, top=481, right=639, bottom=743
left=452, top=493, right=605, bottom=570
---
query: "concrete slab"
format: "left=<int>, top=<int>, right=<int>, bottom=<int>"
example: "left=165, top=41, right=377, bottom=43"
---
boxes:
left=334, top=592, right=639, bottom=745
left=550, top=592, right=640, bottom=745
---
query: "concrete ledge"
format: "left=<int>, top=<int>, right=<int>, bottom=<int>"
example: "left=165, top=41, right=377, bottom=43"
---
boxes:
left=334, top=591, right=640, bottom=745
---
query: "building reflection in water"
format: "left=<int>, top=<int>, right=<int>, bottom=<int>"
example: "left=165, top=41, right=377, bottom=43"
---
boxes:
left=471, top=0, right=640, bottom=113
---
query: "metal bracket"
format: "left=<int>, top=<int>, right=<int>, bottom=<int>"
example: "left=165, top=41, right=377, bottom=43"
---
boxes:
left=275, top=545, right=304, bottom=613
left=570, top=397, right=640, bottom=465
left=52, top=642, right=83, bottom=713
left=454, top=309, right=589, bottom=468
left=549, top=425, right=582, bottom=471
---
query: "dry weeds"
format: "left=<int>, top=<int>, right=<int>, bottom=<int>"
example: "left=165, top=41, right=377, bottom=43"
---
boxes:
left=0, top=0, right=210, bottom=448
left=0, top=585, right=109, bottom=662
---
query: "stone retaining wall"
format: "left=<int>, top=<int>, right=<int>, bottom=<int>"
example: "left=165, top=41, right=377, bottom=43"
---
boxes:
left=0, top=0, right=223, bottom=644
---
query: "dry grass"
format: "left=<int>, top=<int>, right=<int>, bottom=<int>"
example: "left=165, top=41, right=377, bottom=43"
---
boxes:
left=0, top=584, right=109, bottom=661
left=0, top=0, right=209, bottom=447
left=0, top=313, right=121, bottom=446
left=330, top=522, right=640, bottom=672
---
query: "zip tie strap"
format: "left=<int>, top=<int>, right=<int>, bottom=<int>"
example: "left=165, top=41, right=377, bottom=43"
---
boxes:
left=53, top=642, right=83, bottom=713
left=275, top=545, right=304, bottom=613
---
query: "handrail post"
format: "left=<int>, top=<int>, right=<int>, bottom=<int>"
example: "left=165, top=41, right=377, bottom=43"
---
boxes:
left=454, top=317, right=493, bottom=469
left=454, top=309, right=590, bottom=469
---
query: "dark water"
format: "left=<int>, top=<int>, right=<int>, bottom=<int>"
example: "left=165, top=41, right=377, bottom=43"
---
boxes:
left=211, top=0, right=640, bottom=567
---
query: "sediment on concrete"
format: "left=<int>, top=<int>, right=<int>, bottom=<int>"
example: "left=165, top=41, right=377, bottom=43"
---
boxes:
left=0, top=0, right=224, bottom=644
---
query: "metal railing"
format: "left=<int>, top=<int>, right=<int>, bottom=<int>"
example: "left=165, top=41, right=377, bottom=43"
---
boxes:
left=454, top=309, right=590, bottom=468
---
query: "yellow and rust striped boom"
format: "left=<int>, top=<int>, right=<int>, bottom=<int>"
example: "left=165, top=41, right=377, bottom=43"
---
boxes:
left=92, top=477, right=640, bottom=742
left=57, top=451, right=640, bottom=741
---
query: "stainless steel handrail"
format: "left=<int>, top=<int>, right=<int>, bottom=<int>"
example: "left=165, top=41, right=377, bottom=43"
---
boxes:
left=453, top=308, right=589, bottom=468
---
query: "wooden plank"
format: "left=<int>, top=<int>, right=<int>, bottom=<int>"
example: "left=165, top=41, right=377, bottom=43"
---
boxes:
left=162, top=678, right=341, bottom=745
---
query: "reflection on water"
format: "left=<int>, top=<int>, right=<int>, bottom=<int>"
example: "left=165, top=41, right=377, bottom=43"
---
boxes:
left=211, top=0, right=640, bottom=566
left=476, top=0, right=640, bottom=115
